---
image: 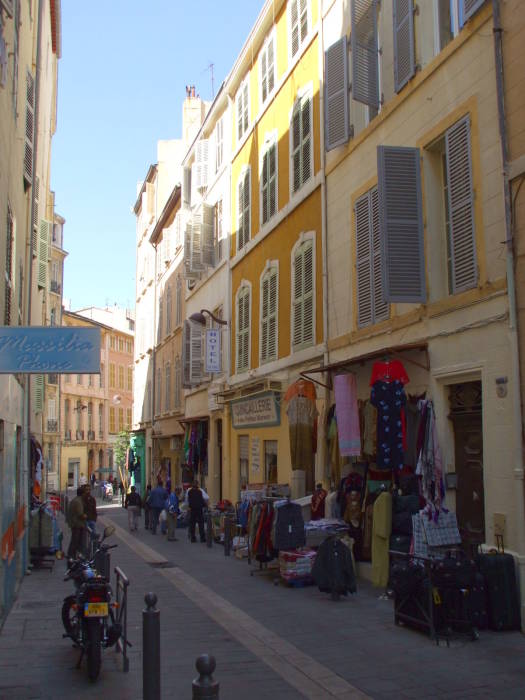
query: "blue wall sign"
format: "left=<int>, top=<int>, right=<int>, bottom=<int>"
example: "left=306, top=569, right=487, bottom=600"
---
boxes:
left=0, top=327, right=101, bottom=374
left=205, top=329, right=221, bottom=373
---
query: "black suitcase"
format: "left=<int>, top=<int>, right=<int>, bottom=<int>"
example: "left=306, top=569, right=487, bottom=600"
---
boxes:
left=476, top=552, right=520, bottom=631
left=392, top=494, right=420, bottom=514
left=467, top=572, right=488, bottom=630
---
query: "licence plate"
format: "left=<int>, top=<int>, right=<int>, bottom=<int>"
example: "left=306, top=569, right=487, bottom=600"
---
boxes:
left=84, top=602, right=108, bottom=617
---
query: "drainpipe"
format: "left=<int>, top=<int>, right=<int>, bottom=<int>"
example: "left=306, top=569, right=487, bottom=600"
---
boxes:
left=150, top=240, right=158, bottom=486
left=492, top=0, right=525, bottom=628
left=317, top=10, right=330, bottom=486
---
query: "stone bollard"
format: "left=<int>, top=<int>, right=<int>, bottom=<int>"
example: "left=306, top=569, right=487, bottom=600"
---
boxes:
left=206, top=511, right=213, bottom=548
left=143, top=593, right=160, bottom=700
left=192, top=654, right=219, bottom=699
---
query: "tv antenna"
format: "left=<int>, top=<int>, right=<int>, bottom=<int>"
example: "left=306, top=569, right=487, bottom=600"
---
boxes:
left=204, top=62, right=215, bottom=99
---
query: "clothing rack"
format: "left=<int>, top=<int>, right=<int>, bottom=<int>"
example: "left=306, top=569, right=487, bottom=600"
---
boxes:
left=247, top=497, right=285, bottom=584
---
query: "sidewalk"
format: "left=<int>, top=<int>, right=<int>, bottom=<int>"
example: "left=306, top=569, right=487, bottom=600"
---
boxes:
left=1, top=499, right=525, bottom=699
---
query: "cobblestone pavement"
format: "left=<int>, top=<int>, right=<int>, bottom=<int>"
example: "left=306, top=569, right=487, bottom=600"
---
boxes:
left=1, top=498, right=525, bottom=699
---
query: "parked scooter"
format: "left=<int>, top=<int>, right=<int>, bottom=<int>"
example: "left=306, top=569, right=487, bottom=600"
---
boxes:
left=62, top=525, right=121, bottom=681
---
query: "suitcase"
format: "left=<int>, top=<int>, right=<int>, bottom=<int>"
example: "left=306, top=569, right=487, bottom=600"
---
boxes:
left=467, top=572, right=488, bottom=630
left=476, top=552, right=520, bottom=631
left=393, top=494, right=420, bottom=514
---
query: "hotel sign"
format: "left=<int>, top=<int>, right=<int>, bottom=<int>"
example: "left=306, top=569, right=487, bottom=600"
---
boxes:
left=0, top=327, right=101, bottom=373
left=231, top=391, right=280, bottom=429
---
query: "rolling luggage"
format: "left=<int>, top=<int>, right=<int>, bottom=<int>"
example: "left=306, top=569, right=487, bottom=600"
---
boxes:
left=476, top=551, right=520, bottom=631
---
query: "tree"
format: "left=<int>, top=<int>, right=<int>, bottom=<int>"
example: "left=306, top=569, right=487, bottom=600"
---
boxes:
left=114, top=430, right=130, bottom=484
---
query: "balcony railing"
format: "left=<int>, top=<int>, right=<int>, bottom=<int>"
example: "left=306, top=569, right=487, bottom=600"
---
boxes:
left=47, top=419, right=58, bottom=432
left=50, top=280, right=61, bottom=294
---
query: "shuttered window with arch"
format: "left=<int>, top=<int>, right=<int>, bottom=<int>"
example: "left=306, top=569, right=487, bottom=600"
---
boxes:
left=292, top=237, right=315, bottom=351
left=236, top=284, right=251, bottom=373
left=237, top=168, right=251, bottom=251
left=291, top=90, right=313, bottom=195
left=261, top=136, right=277, bottom=226
left=260, top=264, right=278, bottom=364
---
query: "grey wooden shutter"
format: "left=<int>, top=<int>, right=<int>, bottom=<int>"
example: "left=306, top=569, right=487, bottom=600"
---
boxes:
left=269, top=145, right=276, bottom=218
left=351, top=0, right=379, bottom=109
left=377, top=146, right=426, bottom=303
left=393, top=0, right=415, bottom=93
left=32, top=176, right=39, bottom=255
left=201, top=203, right=215, bottom=267
left=302, top=243, right=314, bottom=344
left=355, top=191, right=373, bottom=327
left=301, top=98, right=312, bottom=184
left=242, top=171, right=250, bottom=247
left=190, top=322, right=203, bottom=384
left=182, top=166, right=192, bottom=209
left=38, top=219, right=51, bottom=289
left=261, top=276, right=269, bottom=362
left=325, top=36, right=349, bottom=151
left=445, top=115, right=477, bottom=293
left=268, top=269, right=277, bottom=359
left=463, top=0, right=486, bottom=22
left=292, top=105, right=301, bottom=192
left=190, top=214, right=205, bottom=274
left=24, top=71, right=35, bottom=186
left=371, top=186, right=389, bottom=322
left=292, top=247, right=303, bottom=347
left=262, top=151, right=269, bottom=224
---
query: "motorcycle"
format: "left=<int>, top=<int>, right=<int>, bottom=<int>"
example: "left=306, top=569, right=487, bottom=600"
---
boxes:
left=62, top=525, right=121, bottom=681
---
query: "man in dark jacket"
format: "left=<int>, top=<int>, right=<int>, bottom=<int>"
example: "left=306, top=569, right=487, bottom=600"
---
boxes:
left=187, top=481, right=206, bottom=543
left=67, top=487, right=87, bottom=559
left=148, top=480, right=168, bottom=535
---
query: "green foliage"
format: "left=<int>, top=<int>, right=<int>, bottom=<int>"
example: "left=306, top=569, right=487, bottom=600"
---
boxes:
left=114, top=430, right=130, bottom=469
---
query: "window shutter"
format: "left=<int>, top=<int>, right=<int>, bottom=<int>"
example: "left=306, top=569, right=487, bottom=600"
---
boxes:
left=261, top=49, right=268, bottom=104
left=262, top=144, right=277, bottom=225
left=260, top=267, right=278, bottom=363
left=290, top=0, right=299, bottom=57
left=377, top=146, right=426, bottom=303
left=371, top=187, right=389, bottom=322
left=33, top=374, right=44, bottom=413
left=175, top=356, right=181, bottom=407
left=238, top=171, right=250, bottom=250
left=267, top=37, right=275, bottom=95
left=292, top=105, right=301, bottom=193
left=445, top=115, right=477, bottom=293
left=269, top=145, right=276, bottom=219
left=24, top=71, right=35, bottom=186
left=182, top=320, right=192, bottom=386
left=302, top=243, right=314, bottom=345
left=176, top=275, right=182, bottom=324
left=301, top=99, right=312, bottom=184
left=355, top=192, right=373, bottom=327
left=193, top=139, right=209, bottom=190
left=243, top=83, right=249, bottom=135
left=351, top=0, right=379, bottom=109
left=293, top=248, right=304, bottom=347
left=32, top=176, right=39, bottom=255
left=262, top=151, right=269, bottom=224
left=183, top=221, right=199, bottom=280
left=325, top=37, right=349, bottom=151
left=261, top=276, right=269, bottom=362
left=236, top=288, right=250, bottom=372
left=182, top=166, right=192, bottom=209
left=38, top=219, right=51, bottom=289
left=190, top=216, right=205, bottom=274
left=393, top=0, right=415, bottom=93
left=201, top=203, right=215, bottom=267
left=462, top=0, right=486, bottom=22
left=237, top=178, right=244, bottom=249
left=174, top=211, right=182, bottom=248
left=237, top=92, right=243, bottom=141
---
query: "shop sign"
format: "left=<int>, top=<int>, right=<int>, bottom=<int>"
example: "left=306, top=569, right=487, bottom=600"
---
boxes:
left=205, top=329, right=221, bottom=373
left=0, top=327, right=101, bottom=373
left=231, top=391, right=280, bottom=429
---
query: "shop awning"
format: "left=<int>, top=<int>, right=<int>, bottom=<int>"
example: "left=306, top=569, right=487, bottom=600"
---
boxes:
left=177, top=416, right=209, bottom=428
left=300, top=342, right=429, bottom=389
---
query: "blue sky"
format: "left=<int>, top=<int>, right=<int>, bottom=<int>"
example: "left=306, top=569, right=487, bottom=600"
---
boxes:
left=51, top=0, right=263, bottom=311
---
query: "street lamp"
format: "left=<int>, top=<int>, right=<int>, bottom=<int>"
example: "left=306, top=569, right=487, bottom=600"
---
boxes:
left=189, top=309, right=228, bottom=326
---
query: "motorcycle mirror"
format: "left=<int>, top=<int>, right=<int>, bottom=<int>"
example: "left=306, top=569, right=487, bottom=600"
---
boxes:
left=103, top=525, right=115, bottom=540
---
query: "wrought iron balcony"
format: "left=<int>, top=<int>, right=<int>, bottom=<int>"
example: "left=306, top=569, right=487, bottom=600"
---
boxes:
left=50, top=280, right=61, bottom=294
left=47, top=419, right=58, bottom=432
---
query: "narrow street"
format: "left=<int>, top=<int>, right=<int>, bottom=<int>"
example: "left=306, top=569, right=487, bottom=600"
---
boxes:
left=2, top=500, right=525, bottom=699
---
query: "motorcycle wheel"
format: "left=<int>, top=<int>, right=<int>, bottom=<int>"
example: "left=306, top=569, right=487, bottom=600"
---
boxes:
left=86, top=619, right=102, bottom=682
left=61, top=595, right=80, bottom=643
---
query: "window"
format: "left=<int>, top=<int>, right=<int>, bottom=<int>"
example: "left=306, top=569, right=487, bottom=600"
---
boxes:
left=88, top=373, right=93, bottom=387
left=175, top=356, right=181, bottom=408
left=88, top=402, right=93, bottom=431
left=182, top=320, right=203, bottom=387
left=77, top=374, right=82, bottom=385
left=176, top=275, right=182, bottom=325
left=24, top=71, right=35, bottom=186
left=126, top=339, right=132, bottom=354
left=64, top=399, right=70, bottom=431
left=98, top=449, right=104, bottom=468
left=237, top=168, right=251, bottom=251
left=109, top=363, right=116, bottom=388
left=118, top=337, right=124, bottom=352
left=158, top=297, right=163, bottom=342
left=110, top=335, right=116, bottom=350
left=260, top=265, right=278, bottom=363
left=4, top=205, right=13, bottom=325
left=239, top=435, right=249, bottom=490
left=351, top=0, right=380, bottom=110
left=291, top=92, right=312, bottom=194
left=155, top=367, right=161, bottom=415
left=261, top=137, right=277, bottom=225
left=100, top=363, right=104, bottom=388
left=118, top=365, right=124, bottom=390
left=292, top=238, right=314, bottom=350
left=324, top=37, right=350, bottom=151
left=50, top=307, right=56, bottom=326
left=235, top=285, right=250, bottom=373
left=260, top=31, right=276, bottom=106
left=289, top=0, right=309, bottom=59
left=126, top=408, right=132, bottom=430
left=393, top=0, right=416, bottom=93
left=109, top=407, right=116, bottom=434
left=127, top=367, right=133, bottom=391
left=65, top=374, right=71, bottom=384
left=165, top=363, right=171, bottom=411
left=118, top=408, right=124, bottom=432
left=11, top=0, right=20, bottom=116
left=98, top=404, right=103, bottom=436
left=166, top=285, right=172, bottom=334
left=236, top=77, right=249, bottom=142
left=215, top=117, right=223, bottom=173
left=355, top=186, right=389, bottom=327
left=215, top=199, right=224, bottom=263
left=76, top=400, right=82, bottom=431
left=435, top=1, right=483, bottom=52
left=264, top=440, right=278, bottom=484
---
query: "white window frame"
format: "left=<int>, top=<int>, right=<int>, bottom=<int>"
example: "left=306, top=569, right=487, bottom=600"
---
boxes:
left=215, top=116, right=224, bottom=173
left=433, top=0, right=465, bottom=56
left=259, top=261, right=279, bottom=365
left=235, top=281, right=252, bottom=374
left=236, top=75, right=250, bottom=144
left=259, top=132, right=278, bottom=228
left=289, top=84, right=314, bottom=197
left=290, top=232, right=316, bottom=352
left=237, top=166, right=251, bottom=253
left=259, top=28, right=276, bottom=108
left=288, top=0, right=310, bottom=63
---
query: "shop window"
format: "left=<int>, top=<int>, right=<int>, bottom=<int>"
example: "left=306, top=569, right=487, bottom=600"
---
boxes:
left=264, top=440, right=278, bottom=484
left=239, top=435, right=249, bottom=490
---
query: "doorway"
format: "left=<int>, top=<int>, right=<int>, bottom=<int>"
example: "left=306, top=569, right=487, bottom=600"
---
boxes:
left=67, top=460, right=80, bottom=489
left=448, top=381, right=485, bottom=546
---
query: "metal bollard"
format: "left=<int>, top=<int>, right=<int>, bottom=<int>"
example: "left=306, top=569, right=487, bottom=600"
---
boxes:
left=206, top=511, right=213, bottom=548
left=143, top=593, right=160, bottom=700
left=223, top=516, right=231, bottom=557
left=192, top=654, right=219, bottom=699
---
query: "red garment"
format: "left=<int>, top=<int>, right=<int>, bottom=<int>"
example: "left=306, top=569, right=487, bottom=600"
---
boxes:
left=311, top=488, right=327, bottom=520
left=369, top=360, right=409, bottom=386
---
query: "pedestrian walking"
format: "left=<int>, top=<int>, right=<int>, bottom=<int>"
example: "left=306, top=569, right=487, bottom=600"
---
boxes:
left=90, top=472, right=96, bottom=489
left=144, top=484, right=152, bottom=529
left=148, top=480, right=168, bottom=535
left=81, top=484, right=98, bottom=555
left=67, top=487, right=87, bottom=559
left=187, top=481, right=206, bottom=543
left=165, top=486, right=180, bottom=541
left=119, top=480, right=125, bottom=507
left=124, top=486, right=142, bottom=531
